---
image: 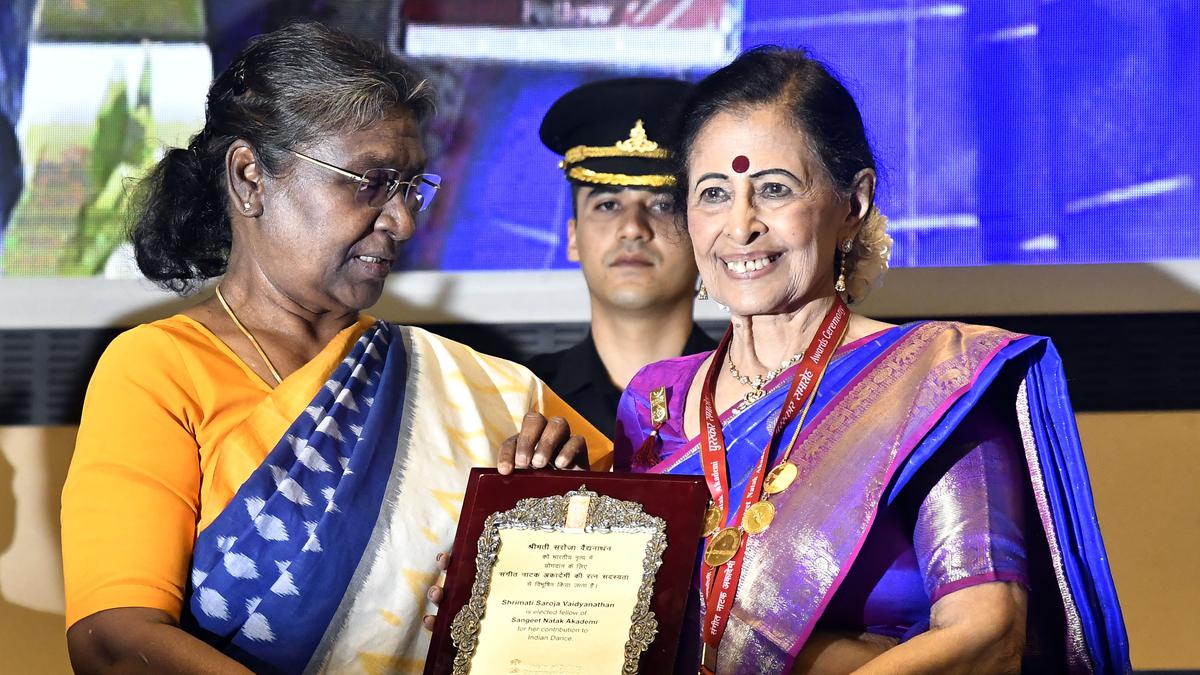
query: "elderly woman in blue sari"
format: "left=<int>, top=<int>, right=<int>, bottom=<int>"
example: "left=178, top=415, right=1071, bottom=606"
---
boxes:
left=611, top=48, right=1130, bottom=673
left=60, top=23, right=609, bottom=674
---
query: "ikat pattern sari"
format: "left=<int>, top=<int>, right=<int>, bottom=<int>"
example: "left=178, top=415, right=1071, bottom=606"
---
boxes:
left=181, top=323, right=609, bottom=674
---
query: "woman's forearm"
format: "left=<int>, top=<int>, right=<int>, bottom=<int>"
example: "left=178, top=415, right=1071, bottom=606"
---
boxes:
left=851, top=582, right=1026, bottom=675
left=849, top=623, right=1020, bottom=675
left=790, top=630, right=896, bottom=674
left=67, top=608, right=252, bottom=675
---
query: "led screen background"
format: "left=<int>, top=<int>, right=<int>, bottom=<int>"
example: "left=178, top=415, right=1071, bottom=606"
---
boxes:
left=1, top=0, right=1196, bottom=277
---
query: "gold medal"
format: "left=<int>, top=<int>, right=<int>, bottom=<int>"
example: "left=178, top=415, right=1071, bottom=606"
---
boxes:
left=704, top=527, right=742, bottom=567
left=702, top=504, right=723, bottom=537
left=742, top=500, right=775, bottom=534
left=763, top=462, right=798, bottom=495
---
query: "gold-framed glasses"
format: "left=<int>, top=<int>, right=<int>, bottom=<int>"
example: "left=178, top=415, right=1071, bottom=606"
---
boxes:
left=289, top=150, right=441, bottom=212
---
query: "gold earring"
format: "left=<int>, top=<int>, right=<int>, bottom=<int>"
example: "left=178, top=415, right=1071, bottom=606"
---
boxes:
left=834, top=241, right=852, bottom=293
left=697, top=281, right=709, bottom=300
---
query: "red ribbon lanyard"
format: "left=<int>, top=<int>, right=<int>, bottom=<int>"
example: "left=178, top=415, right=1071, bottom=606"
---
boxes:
left=697, top=298, right=849, bottom=671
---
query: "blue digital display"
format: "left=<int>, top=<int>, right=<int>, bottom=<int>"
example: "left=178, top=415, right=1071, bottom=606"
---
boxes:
left=404, top=1, right=1199, bottom=271
left=2, top=1, right=1196, bottom=276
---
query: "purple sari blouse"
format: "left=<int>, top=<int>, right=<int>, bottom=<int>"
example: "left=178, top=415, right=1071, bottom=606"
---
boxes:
left=818, top=402, right=1030, bottom=640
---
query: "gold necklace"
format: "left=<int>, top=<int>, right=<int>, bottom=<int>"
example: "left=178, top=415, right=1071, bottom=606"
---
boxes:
left=726, top=348, right=805, bottom=405
left=215, top=286, right=284, bottom=385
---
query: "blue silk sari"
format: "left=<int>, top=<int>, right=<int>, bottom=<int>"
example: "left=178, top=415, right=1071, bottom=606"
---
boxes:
left=618, top=321, right=1130, bottom=674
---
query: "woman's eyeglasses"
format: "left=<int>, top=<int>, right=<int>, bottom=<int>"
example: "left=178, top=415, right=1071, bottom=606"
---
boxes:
left=289, top=150, right=441, bottom=212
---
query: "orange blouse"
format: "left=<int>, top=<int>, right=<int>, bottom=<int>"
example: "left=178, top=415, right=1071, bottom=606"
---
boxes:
left=61, top=315, right=608, bottom=628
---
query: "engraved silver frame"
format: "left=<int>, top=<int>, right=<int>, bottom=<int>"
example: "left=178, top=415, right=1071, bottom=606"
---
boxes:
left=449, top=486, right=667, bottom=675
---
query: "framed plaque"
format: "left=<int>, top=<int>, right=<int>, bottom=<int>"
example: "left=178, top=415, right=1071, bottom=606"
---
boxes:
left=423, top=469, right=708, bottom=675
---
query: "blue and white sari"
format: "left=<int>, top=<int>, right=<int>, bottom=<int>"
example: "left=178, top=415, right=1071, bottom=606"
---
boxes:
left=181, top=323, right=610, bottom=673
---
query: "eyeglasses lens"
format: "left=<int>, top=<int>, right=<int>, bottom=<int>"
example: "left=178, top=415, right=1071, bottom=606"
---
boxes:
left=356, top=169, right=401, bottom=208
left=409, top=174, right=441, bottom=212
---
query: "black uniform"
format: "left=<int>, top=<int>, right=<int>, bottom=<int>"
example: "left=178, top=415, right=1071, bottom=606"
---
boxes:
left=531, top=76, right=710, bottom=438
left=527, top=326, right=716, bottom=439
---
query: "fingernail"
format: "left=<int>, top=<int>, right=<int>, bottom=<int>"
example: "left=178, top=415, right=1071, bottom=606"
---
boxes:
left=532, top=455, right=546, bottom=468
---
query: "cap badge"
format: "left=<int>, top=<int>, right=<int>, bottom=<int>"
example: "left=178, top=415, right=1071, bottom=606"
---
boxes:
left=616, top=119, right=661, bottom=154
left=561, top=118, right=672, bottom=167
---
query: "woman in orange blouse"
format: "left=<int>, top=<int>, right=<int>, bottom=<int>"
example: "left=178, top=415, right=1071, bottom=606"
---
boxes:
left=61, top=23, right=608, bottom=674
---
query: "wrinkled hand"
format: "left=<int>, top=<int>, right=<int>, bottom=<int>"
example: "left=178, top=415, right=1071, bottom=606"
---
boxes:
left=496, top=412, right=589, bottom=475
left=423, top=552, right=451, bottom=631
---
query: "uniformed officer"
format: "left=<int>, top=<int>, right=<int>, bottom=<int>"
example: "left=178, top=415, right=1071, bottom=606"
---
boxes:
left=528, top=77, right=716, bottom=439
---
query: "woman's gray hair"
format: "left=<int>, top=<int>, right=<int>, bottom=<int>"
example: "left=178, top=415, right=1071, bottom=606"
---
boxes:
left=131, top=21, right=436, bottom=293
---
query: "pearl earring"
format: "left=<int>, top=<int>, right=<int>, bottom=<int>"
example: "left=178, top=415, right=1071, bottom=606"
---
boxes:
left=243, top=202, right=252, bottom=212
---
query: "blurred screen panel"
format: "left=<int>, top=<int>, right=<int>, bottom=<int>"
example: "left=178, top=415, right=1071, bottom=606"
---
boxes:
left=0, top=0, right=1196, bottom=277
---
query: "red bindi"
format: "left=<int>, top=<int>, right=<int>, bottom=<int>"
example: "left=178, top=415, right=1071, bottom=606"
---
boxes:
left=731, top=155, right=750, bottom=173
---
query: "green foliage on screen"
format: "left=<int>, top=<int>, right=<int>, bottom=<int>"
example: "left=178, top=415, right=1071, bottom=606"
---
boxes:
left=38, top=0, right=205, bottom=42
left=59, top=55, right=157, bottom=273
left=57, top=54, right=159, bottom=276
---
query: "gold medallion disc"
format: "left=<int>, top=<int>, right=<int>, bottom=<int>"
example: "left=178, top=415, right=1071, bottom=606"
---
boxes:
left=763, top=462, right=798, bottom=495
left=742, top=500, right=776, bottom=534
left=704, top=527, right=742, bottom=567
left=702, top=504, right=723, bottom=537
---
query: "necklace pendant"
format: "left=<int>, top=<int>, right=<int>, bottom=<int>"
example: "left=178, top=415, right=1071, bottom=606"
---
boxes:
left=743, top=388, right=765, bottom=405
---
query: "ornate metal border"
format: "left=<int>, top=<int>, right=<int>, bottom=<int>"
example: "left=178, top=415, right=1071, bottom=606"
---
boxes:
left=450, top=486, right=667, bottom=674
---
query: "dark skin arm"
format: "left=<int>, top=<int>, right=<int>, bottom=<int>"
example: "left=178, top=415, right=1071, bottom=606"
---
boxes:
left=66, top=608, right=251, bottom=675
left=68, top=415, right=585, bottom=672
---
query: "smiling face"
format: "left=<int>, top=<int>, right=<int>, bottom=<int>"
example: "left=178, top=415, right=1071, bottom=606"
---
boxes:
left=235, top=111, right=426, bottom=313
left=686, top=104, right=863, bottom=318
left=567, top=185, right=699, bottom=313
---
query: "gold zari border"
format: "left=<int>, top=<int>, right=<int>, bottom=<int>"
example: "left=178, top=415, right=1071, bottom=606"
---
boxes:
left=567, top=166, right=676, bottom=187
